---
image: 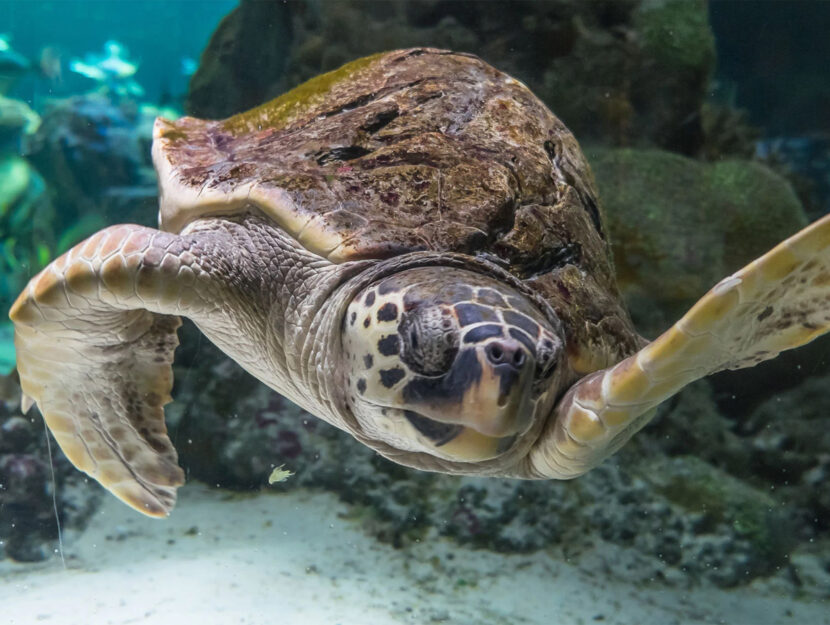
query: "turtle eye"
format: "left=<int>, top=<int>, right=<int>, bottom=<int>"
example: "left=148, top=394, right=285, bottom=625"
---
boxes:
left=535, top=337, right=559, bottom=379
left=409, top=326, right=419, bottom=351
left=399, top=306, right=459, bottom=376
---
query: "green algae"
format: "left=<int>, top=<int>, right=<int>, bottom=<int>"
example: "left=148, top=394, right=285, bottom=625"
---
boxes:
left=221, top=52, right=386, bottom=136
left=587, top=147, right=806, bottom=335
left=634, top=0, right=715, bottom=72
left=157, top=128, right=188, bottom=143
left=0, top=156, right=30, bottom=217
left=708, top=160, right=808, bottom=270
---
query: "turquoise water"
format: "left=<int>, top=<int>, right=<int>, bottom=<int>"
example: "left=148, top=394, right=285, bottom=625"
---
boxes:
left=1, top=1, right=236, bottom=104
left=0, top=2, right=829, bottom=624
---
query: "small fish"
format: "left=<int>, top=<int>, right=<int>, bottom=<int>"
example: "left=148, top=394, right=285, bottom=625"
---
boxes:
left=69, top=40, right=138, bottom=82
left=267, top=464, right=294, bottom=484
left=180, top=57, right=197, bottom=77
left=69, top=59, right=105, bottom=81
left=98, top=40, right=137, bottom=78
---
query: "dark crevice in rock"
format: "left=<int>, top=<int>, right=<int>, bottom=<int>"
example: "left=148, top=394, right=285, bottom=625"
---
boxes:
left=321, top=92, right=378, bottom=119
left=559, top=162, right=605, bottom=240
left=579, top=191, right=604, bottom=239
left=543, top=139, right=559, bottom=162
left=521, top=242, right=582, bottom=279
left=320, top=79, right=431, bottom=122
left=315, top=145, right=373, bottom=165
left=362, top=108, right=400, bottom=133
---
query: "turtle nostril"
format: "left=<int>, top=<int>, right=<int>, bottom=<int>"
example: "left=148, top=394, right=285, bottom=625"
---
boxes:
left=485, top=340, right=527, bottom=370
left=487, top=343, right=504, bottom=363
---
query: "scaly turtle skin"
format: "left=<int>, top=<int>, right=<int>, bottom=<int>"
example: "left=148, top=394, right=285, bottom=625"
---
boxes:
left=9, top=49, right=830, bottom=517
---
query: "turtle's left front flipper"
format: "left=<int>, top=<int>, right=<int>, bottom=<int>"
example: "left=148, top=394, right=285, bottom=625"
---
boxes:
left=529, top=213, right=830, bottom=479
left=9, top=224, right=223, bottom=517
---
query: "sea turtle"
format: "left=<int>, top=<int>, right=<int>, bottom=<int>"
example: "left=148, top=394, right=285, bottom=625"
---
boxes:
left=9, top=49, right=830, bottom=517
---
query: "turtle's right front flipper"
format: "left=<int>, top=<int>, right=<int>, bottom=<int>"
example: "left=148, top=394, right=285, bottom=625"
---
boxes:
left=10, top=224, right=219, bottom=517
left=528, top=213, right=830, bottom=479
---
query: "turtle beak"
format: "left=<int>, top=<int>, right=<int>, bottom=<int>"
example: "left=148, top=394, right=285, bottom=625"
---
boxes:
left=407, top=339, right=535, bottom=437
left=462, top=338, right=535, bottom=436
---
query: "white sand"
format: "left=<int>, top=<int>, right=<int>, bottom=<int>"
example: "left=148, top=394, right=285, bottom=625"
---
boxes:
left=0, top=484, right=827, bottom=625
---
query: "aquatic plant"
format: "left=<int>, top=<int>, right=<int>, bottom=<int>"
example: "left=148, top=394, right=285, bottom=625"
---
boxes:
left=0, top=95, right=40, bottom=153
left=0, top=152, right=54, bottom=372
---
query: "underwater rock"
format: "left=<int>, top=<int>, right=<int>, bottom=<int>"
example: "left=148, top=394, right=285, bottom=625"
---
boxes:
left=186, top=0, right=292, bottom=119
left=589, top=147, right=830, bottom=412
left=27, top=94, right=160, bottom=235
left=781, top=547, right=830, bottom=599
left=698, top=101, right=761, bottom=163
left=587, top=147, right=808, bottom=337
left=588, top=147, right=830, bottom=411
left=634, top=455, right=794, bottom=586
left=0, top=374, right=102, bottom=562
left=434, top=447, right=795, bottom=587
left=189, top=0, right=714, bottom=153
left=642, top=380, right=750, bottom=475
left=0, top=416, right=35, bottom=451
left=757, top=134, right=830, bottom=222
left=738, top=373, right=830, bottom=524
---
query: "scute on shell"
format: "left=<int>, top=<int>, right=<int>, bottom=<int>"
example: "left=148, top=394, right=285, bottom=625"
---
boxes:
left=153, top=48, right=598, bottom=263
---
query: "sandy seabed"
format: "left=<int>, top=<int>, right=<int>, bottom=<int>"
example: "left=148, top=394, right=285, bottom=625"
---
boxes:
left=0, top=484, right=826, bottom=625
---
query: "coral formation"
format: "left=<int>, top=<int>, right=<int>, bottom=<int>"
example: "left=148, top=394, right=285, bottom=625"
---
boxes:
left=0, top=96, right=40, bottom=152
left=587, top=148, right=807, bottom=336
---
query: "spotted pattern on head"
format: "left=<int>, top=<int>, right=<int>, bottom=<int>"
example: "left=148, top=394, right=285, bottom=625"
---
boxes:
left=342, top=267, right=563, bottom=461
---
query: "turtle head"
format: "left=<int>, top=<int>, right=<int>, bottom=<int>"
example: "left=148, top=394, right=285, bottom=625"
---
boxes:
left=342, top=267, right=564, bottom=462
